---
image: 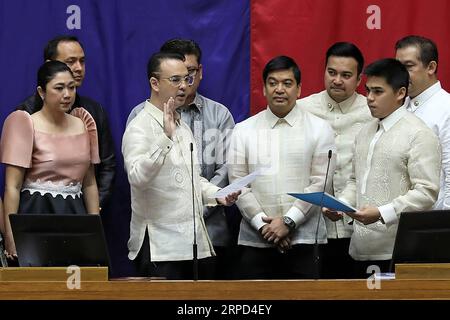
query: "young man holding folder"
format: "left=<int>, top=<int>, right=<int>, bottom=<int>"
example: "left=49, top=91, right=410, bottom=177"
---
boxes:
left=324, top=58, right=440, bottom=278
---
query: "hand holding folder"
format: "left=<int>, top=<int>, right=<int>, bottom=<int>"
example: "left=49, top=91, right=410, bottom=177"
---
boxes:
left=288, top=192, right=356, bottom=212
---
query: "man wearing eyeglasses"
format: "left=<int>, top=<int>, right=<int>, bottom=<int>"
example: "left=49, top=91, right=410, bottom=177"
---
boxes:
left=122, top=52, right=239, bottom=280
left=126, top=39, right=236, bottom=279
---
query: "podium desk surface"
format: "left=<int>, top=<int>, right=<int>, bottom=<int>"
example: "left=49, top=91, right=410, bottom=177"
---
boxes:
left=1, top=279, right=450, bottom=300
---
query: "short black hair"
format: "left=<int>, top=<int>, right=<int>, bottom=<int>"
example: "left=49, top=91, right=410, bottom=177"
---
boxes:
left=326, top=42, right=364, bottom=76
left=395, top=35, right=438, bottom=73
left=364, top=58, right=409, bottom=93
left=160, top=38, right=202, bottom=64
left=44, top=35, right=83, bottom=61
left=146, top=52, right=185, bottom=80
left=262, top=55, right=301, bottom=84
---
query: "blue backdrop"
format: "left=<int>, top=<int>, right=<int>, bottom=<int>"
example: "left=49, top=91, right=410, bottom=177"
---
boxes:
left=0, top=0, right=250, bottom=276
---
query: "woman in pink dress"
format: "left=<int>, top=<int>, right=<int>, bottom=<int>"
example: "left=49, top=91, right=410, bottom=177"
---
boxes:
left=0, top=60, right=100, bottom=258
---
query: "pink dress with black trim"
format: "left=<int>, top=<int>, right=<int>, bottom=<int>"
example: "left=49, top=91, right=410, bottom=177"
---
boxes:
left=0, top=107, right=100, bottom=214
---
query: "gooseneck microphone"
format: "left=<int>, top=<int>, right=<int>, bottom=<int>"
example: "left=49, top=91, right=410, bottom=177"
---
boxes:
left=190, top=142, right=198, bottom=281
left=313, top=149, right=333, bottom=279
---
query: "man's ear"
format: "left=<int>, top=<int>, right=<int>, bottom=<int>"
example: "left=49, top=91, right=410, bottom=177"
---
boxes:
left=397, top=86, right=407, bottom=102
left=356, top=74, right=362, bottom=87
left=198, top=64, right=203, bottom=81
left=149, top=77, right=159, bottom=92
left=427, top=61, right=438, bottom=76
left=297, top=83, right=302, bottom=98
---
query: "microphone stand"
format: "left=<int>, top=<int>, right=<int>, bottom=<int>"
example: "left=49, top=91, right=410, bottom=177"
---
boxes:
left=0, top=234, right=8, bottom=267
left=314, top=150, right=332, bottom=279
left=190, top=142, right=198, bottom=281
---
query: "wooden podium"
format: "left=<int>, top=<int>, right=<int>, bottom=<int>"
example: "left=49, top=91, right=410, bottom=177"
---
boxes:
left=0, top=267, right=108, bottom=281
left=1, top=265, right=450, bottom=299
left=395, top=263, right=450, bottom=279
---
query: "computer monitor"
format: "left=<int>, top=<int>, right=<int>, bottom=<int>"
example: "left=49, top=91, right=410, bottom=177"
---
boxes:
left=10, top=214, right=110, bottom=268
left=391, top=210, right=450, bottom=271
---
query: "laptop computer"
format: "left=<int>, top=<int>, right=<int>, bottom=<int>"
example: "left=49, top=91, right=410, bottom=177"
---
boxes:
left=390, top=210, right=450, bottom=271
left=10, top=214, right=110, bottom=268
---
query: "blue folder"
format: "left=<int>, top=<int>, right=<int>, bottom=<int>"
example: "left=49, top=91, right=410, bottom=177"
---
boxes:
left=288, top=192, right=356, bottom=212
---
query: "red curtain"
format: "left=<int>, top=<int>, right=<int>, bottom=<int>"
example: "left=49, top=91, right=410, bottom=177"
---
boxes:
left=251, top=0, right=450, bottom=115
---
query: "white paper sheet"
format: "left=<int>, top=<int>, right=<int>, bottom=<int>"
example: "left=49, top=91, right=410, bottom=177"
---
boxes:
left=212, top=170, right=261, bottom=198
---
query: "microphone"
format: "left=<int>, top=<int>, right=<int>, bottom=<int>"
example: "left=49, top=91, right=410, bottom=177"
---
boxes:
left=313, top=149, right=332, bottom=279
left=190, top=142, right=198, bottom=281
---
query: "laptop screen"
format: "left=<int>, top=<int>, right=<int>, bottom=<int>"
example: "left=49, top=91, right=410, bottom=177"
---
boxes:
left=10, top=214, right=110, bottom=268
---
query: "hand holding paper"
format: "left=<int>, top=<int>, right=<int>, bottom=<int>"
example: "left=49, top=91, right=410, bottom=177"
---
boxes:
left=213, top=170, right=261, bottom=198
left=216, top=190, right=241, bottom=206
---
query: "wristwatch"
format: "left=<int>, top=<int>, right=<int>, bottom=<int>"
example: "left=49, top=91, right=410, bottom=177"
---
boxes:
left=282, top=216, right=296, bottom=231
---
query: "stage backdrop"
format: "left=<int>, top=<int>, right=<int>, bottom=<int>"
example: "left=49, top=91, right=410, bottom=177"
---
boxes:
left=251, top=0, right=450, bottom=114
left=1, top=0, right=449, bottom=277
left=0, top=0, right=249, bottom=277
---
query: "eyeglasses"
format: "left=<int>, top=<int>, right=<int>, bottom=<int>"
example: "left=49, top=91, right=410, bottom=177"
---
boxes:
left=187, top=67, right=199, bottom=77
left=157, top=74, right=195, bottom=87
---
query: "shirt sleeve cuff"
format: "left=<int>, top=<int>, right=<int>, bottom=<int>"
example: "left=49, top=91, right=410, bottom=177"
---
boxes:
left=285, top=206, right=306, bottom=227
left=204, top=187, right=221, bottom=207
left=378, top=203, right=397, bottom=226
left=156, top=135, right=173, bottom=156
left=251, top=212, right=269, bottom=231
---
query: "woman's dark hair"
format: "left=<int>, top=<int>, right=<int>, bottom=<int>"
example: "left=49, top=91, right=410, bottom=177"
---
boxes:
left=33, top=61, right=73, bottom=111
